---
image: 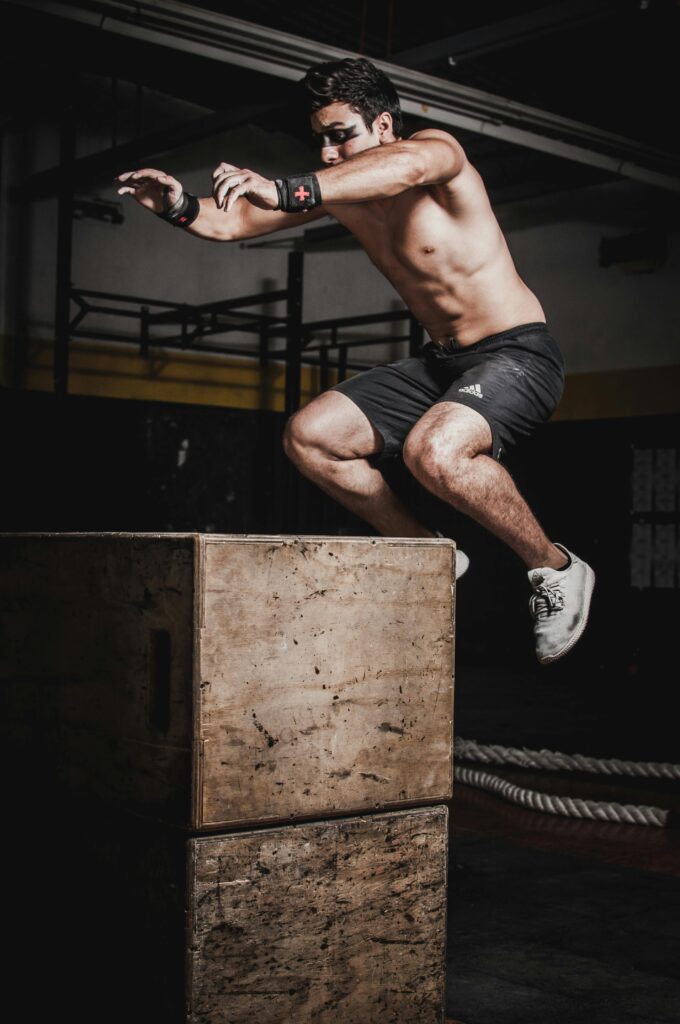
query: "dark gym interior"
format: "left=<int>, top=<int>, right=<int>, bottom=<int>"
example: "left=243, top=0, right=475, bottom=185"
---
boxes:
left=1, top=2, right=679, bottom=1022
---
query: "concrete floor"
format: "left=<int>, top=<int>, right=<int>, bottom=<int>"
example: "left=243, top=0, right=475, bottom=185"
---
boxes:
left=444, top=779, right=680, bottom=1024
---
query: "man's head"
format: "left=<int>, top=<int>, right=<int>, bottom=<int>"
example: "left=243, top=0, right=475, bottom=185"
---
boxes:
left=301, top=57, right=402, bottom=164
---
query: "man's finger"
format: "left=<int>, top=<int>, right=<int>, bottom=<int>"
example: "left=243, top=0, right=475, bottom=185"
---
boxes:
left=225, top=183, right=248, bottom=212
left=215, top=176, right=243, bottom=209
left=212, top=171, right=241, bottom=202
left=212, top=163, right=240, bottom=179
left=129, top=167, right=167, bottom=179
left=216, top=184, right=231, bottom=209
left=119, top=177, right=147, bottom=189
left=211, top=174, right=226, bottom=203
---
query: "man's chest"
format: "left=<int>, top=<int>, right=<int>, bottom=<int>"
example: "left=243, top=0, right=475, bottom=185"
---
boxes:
left=329, top=190, right=468, bottom=282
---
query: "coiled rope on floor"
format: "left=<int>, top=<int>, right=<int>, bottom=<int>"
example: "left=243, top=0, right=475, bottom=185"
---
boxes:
left=454, top=738, right=679, bottom=828
left=455, top=737, right=680, bottom=781
left=454, top=765, right=669, bottom=828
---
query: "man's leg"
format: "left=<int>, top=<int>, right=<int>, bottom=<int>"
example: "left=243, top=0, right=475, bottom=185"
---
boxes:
left=401, top=401, right=565, bottom=568
left=402, top=401, right=595, bottom=664
left=283, top=390, right=433, bottom=537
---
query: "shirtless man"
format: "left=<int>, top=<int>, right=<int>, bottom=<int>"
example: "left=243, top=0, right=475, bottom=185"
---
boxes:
left=115, top=57, right=594, bottom=664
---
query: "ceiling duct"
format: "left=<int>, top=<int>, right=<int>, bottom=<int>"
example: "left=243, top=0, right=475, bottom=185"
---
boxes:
left=12, top=0, right=680, bottom=192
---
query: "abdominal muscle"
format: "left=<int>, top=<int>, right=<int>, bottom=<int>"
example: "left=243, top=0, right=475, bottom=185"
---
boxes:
left=397, top=261, right=546, bottom=347
left=329, top=171, right=546, bottom=347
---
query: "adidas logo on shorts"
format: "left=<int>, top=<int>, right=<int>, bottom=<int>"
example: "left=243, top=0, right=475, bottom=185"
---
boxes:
left=458, top=383, right=483, bottom=398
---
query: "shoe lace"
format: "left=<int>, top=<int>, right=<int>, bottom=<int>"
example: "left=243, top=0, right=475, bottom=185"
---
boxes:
left=529, top=577, right=565, bottom=620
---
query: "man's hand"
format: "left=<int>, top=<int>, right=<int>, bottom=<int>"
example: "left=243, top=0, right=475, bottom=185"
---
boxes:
left=114, top=168, right=183, bottom=213
left=212, top=162, right=279, bottom=213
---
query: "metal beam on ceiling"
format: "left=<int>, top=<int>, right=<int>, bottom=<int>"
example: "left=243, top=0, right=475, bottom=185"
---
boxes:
left=11, top=0, right=680, bottom=192
left=391, top=0, right=616, bottom=68
left=11, top=102, right=282, bottom=202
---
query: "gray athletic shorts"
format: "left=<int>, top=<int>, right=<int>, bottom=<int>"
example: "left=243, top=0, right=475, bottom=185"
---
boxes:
left=331, top=321, right=565, bottom=462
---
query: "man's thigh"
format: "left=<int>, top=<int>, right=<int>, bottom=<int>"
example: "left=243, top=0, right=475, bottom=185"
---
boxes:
left=404, top=401, right=494, bottom=462
left=428, top=345, right=565, bottom=461
left=290, top=389, right=383, bottom=460
left=330, top=356, right=443, bottom=457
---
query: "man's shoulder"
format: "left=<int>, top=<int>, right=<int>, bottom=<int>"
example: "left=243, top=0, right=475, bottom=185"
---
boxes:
left=407, top=127, right=465, bottom=152
left=403, top=130, right=466, bottom=165
left=407, top=127, right=456, bottom=141
left=405, top=128, right=469, bottom=185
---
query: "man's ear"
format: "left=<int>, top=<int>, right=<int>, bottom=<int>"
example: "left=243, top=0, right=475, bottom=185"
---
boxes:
left=375, top=111, right=394, bottom=142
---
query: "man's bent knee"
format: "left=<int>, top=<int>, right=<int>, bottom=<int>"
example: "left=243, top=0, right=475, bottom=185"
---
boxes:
left=282, top=408, right=308, bottom=459
left=283, top=390, right=383, bottom=464
left=403, top=428, right=456, bottom=484
left=403, top=403, right=493, bottom=483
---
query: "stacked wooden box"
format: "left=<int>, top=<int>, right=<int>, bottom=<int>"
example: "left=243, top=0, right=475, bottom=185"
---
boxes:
left=0, top=533, right=456, bottom=1023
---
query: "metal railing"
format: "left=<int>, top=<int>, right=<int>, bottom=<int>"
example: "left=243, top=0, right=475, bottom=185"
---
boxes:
left=65, top=252, right=425, bottom=412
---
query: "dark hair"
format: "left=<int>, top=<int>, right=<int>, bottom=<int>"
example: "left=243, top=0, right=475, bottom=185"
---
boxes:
left=300, top=57, right=403, bottom=139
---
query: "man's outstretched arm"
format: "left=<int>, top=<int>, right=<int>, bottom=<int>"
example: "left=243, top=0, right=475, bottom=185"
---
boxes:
left=114, top=165, right=331, bottom=241
left=316, top=130, right=467, bottom=202
left=211, top=129, right=467, bottom=211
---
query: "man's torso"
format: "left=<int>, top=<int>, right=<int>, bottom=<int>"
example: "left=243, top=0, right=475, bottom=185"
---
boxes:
left=325, top=158, right=545, bottom=347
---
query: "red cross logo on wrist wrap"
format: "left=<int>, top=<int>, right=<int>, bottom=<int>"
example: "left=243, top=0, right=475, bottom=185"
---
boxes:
left=294, top=185, right=310, bottom=203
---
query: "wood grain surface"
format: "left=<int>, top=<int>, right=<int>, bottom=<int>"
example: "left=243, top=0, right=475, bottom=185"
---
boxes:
left=198, top=536, right=455, bottom=828
left=0, top=533, right=455, bottom=832
left=188, top=804, right=449, bottom=1023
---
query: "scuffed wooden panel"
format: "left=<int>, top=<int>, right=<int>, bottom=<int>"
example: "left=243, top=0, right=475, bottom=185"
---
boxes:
left=0, top=533, right=195, bottom=822
left=188, top=805, right=448, bottom=1024
left=199, top=536, right=454, bottom=828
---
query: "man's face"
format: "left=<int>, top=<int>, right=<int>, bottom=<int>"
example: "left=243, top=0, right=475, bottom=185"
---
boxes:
left=310, top=102, right=386, bottom=165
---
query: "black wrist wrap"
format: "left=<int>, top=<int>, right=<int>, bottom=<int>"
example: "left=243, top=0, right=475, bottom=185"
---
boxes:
left=274, top=173, right=322, bottom=212
left=157, top=192, right=200, bottom=228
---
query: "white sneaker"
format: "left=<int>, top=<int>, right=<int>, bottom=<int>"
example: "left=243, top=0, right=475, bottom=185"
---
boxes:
left=434, top=531, right=469, bottom=580
left=528, top=544, right=595, bottom=664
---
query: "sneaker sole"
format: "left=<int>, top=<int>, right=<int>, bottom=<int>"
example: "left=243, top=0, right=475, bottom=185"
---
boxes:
left=455, top=550, right=470, bottom=580
left=538, top=563, right=596, bottom=665
left=434, top=533, right=469, bottom=580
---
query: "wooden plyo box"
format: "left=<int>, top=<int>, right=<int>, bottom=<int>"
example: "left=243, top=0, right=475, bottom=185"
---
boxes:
left=0, top=532, right=454, bottom=1023
left=188, top=805, right=449, bottom=1024
left=0, top=533, right=456, bottom=829
left=7, top=802, right=448, bottom=1024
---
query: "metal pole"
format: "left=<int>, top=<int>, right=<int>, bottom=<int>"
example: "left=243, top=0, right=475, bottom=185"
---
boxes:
left=319, top=345, right=329, bottom=393
left=259, top=324, right=269, bottom=368
left=54, top=81, right=76, bottom=396
left=338, top=346, right=348, bottom=383
left=285, top=250, right=303, bottom=415
left=282, top=251, right=304, bottom=531
left=140, top=306, right=150, bottom=358
left=409, top=315, right=424, bottom=356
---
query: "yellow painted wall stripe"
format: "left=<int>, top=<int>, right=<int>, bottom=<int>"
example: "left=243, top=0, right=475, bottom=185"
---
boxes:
left=553, top=365, right=680, bottom=421
left=6, top=338, right=336, bottom=411
left=3, top=337, right=680, bottom=419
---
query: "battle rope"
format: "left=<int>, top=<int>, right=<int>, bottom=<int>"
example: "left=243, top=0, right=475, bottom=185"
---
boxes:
left=455, top=737, right=680, bottom=781
left=454, top=766, right=669, bottom=827
left=454, top=738, right=679, bottom=828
